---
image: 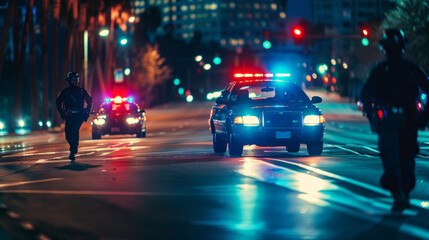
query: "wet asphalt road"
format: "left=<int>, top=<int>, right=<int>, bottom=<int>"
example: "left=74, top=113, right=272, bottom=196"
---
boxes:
left=2, top=94, right=429, bottom=239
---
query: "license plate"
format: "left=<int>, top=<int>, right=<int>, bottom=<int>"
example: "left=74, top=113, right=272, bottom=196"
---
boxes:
left=276, top=131, right=291, bottom=139
left=111, top=127, right=120, bottom=133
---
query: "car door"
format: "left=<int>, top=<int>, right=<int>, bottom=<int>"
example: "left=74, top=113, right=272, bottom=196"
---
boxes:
left=212, top=83, right=234, bottom=136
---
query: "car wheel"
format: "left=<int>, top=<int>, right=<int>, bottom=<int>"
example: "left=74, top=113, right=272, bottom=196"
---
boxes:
left=136, top=130, right=146, bottom=138
left=228, top=134, right=243, bottom=156
left=213, top=133, right=227, bottom=153
left=92, top=132, right=101, bottom=140
left=286, top=142, right=300, bottom=152
left=307, top=140, right=323, bottom=156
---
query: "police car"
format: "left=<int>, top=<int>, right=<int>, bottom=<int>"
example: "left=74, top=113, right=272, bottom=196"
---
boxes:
left=91, top=96, right=146, bottom=139
left=209, top=73, right=325, bottom=156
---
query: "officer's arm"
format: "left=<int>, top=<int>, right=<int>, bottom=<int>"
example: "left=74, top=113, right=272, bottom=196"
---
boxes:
left=360, top=68, right=378, bottom=115
left=55, top=91, right=66, bottom=118
left=84, top=90, right=93, bottom=113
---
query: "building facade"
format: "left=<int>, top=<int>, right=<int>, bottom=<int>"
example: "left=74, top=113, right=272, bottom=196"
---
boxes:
left=131, top=0, right=287, bottom=49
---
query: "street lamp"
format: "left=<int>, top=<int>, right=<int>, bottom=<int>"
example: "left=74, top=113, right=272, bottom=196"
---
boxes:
left=195, top=55, right=203, bottom=62
left=99, top=29, right=110, bottom=37
left=120, top=38, right=128, bottom=45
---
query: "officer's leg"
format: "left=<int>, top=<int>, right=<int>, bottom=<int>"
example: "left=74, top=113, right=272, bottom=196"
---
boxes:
left=65, top=118, right=72, bottom=149
left=378, top=128, right=402, bottom=193
left=69, top=117, right=82, bottom=154
left=400, top=128, right=418, bottom=196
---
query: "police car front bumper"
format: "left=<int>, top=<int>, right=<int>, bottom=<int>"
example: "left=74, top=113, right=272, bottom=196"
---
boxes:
left=231, top=124, right=324, bottom=146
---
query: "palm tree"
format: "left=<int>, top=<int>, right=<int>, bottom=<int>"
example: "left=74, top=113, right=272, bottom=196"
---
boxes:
left=29, top=0, right=39, bottom=130
left=52, top=0, right=61, bottom=127
left=13, top=0, right=32, bottom=122
left=0, top=0, right=16, bottom=83
left=41, top=0, right=49, bottom=128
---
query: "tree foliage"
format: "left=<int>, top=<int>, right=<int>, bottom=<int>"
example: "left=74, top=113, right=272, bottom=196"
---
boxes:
left=384, top=0, right=429, bottom=71
left=132, top=44, right=172, bottom=107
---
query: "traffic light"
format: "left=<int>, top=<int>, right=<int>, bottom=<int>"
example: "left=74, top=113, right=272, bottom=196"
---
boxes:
left=292, top=27, right=303, bottom=39
left=262, top=30, right=271, bottom=49
left=361, top=27, right=369, bottom=46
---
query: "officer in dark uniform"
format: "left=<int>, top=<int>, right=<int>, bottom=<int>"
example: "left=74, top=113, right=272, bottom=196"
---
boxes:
left=56, top=72, right=93, bottom=162
left=361, top=29, right=429, bottom=212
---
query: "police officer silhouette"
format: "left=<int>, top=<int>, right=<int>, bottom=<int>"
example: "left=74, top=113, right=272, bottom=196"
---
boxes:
left=361, top=29, right=429, bottom=212
left=56, top=72, right=93, bottom=162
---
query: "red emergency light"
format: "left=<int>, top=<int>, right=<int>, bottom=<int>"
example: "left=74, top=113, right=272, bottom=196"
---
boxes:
left=234, top=72, right=290, bottom=79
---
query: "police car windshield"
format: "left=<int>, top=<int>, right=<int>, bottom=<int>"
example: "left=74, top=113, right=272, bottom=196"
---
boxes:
left=233, top=81, right=310, bottom=103
left=101, top=103, right=137, bottom=114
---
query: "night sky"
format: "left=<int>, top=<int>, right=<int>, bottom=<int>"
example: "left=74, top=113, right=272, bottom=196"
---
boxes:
left=286, top=0, right=311, bottom=20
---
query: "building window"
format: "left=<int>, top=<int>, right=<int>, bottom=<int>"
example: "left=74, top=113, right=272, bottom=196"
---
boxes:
left=181, top=5, right=188, bottom=11
left=190, top=14, right=196, bottom=19
left=163, top=16, right=169, bottom=22
left=254, top=38, right=260, bottom=45
left=190, top=5, right=196, bottom=10
left=254, top=3, right=260, bottom=9
left=221, top=39, right=226, bottom=45
left=271, top=3, right=277, bottom=10
left=279, top=12, right=286, bottom=19
left=172, top=6, right=177, bottom=11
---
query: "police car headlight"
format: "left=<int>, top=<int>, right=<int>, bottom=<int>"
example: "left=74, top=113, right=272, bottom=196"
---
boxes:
left=126, top=117, right=139, bottom=124
left=234, top=116, right=260, bottom=126
left=94, top=118, right=106, bottom=125
left=303, top=115, right=325, bottom=126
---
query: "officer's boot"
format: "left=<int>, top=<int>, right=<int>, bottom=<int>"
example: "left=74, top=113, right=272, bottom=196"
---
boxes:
left=391, top=189, right=410, bottom=212
left=68, top=152, right=75, bottom=162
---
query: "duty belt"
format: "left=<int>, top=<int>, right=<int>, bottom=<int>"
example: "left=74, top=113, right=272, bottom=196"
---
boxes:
left=66, top=109, right=83, bottom=114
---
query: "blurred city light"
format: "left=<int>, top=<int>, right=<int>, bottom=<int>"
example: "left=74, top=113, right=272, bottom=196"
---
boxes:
left=361, top=38, right=369, bottom=46
left=0, top=121, right=4, bottom=130
left=186, top=95, right=194, bottom=102
left=128, top=16, right=136, bottom=23
left=99, top=29, right=110, bottom=37
left=343, top=63, right=348, bottom=69
left=174, top=78, right=180, bottom=86
left=124, top=68, right=131, bottom=76
left=331, top=59, right=336, bottom=65
left=312, top=73, right=317, bottom=79
left=306, top=75, right=312, bottom=82
left=46, top=121, right=52, bottom=128
left=120, top=38, right=128, bottom=45
left=178, top=87, right=185, bottom=95
left=213, top=56, right=221, bottom=65
left=318, top=65, right=326, bottom=74
left=195, top=55, right=203, bottom=62
left=262, top=40, right=271, bottom=49
left=18, top=119, right=25, bottom=128
left=206, top=93, right=214, bottom=100
left=38, top=121, right=43, bottom=127
left=203, top=63, right=211, bottom=70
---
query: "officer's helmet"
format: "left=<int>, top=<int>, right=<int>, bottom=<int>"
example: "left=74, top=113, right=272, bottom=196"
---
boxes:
left=379, top=28, right=407, bottom=53
left=66, top=72, right=79, bottom=84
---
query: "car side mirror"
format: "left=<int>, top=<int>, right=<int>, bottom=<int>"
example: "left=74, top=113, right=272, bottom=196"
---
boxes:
left=215, top=97, right=227, bottom=104
left=311, top=96, right=322, bottom=104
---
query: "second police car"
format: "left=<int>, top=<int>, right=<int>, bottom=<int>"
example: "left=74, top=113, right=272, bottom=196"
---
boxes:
left=209, top=73, right=325, bottom=156
left=91, top=96, right=146, bottom=139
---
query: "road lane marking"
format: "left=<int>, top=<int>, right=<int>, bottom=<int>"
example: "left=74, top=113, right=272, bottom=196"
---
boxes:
left=237, top=158, right=429, bottom=239
left=0, top=178, right=63, bottom=188
left=328, top=144, right=375, bottom=157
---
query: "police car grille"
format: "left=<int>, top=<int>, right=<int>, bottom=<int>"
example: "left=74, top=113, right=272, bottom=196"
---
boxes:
left=264, top=112, right=302, bottom=127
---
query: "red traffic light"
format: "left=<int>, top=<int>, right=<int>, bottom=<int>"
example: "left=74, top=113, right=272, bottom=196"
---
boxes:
left=292, top=27, right=303, bottom=39
left=362, top=28, right=369, bottom=37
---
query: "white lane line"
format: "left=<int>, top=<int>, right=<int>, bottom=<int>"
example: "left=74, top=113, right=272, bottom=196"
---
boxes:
left=238, top=159, right=429, bottom=239
left=268, top=158, right=429, bottom=210
left=329, top=144, right=376, bottom=157
left=0, top=178, right=63, bottom=188
left=0, top=189, right=229, bottom=196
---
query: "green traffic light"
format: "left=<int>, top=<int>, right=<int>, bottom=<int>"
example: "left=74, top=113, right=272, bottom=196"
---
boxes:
left=173, top=78, right=180, bottom=86
left=213, top=56, right=221, bottom=65
left=178, top=87, right=185, bottom=95
left=263, top=40, right=271, bottom=49
left=361, top=38, right=369, bottom=46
